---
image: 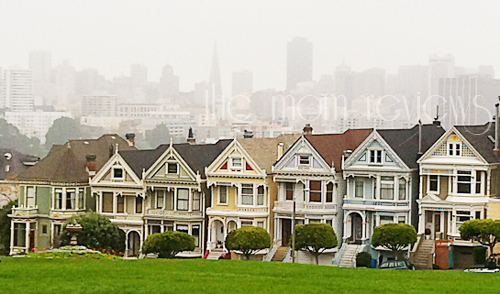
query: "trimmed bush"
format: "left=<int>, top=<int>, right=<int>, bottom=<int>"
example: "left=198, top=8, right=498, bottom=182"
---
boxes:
left=473, top=246, right=487, bottom=265
left=0, top=201, right=16, bottom=255
left=295, top=223, right=338, bottom=265
left=372, top=223, right=417, bottom=260
left=459, top=219, right=500, bottom=256
left=356, top=252, right=372, bottom=268
left=225, top=226, right=271, bottom=260
left=142, top=231, right=195, bottom=258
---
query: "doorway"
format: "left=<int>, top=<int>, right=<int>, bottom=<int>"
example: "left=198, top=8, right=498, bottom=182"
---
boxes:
left=282, top=219, right=291, bottom=246
left=128, top=231, right=141, bottom=257
left=351, top=214, right=362, bottom=244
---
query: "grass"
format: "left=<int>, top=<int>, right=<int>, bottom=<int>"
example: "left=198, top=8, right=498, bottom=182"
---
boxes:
left=1, top=258, right=500, bottom=293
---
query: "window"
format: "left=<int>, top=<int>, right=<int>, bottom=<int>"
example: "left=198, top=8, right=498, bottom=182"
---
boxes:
left=241, top=221, right=253, bottom=227
left=192, top=225, right=200, bottom=247
left=165, top=191, right=174, bottom=210
left=398, top=216, right=406, bottom=223
left=369, top=150, right=382, bottom=164
left=456, top=211, right=471, bottom=229
left=113, top=168, right=124, bottom=179
left=448, top=143, right=461, bottom=156
left=380, top=177, right=394, bottom=200
left=457, top=171, right=472, bottom=194
left=231, top=157, right=242, bottom=169
left=177, top=189, right=189, bottom=211
left=309, top=181, right=322, bottom=202
left=192, top=192, right=200, bottom=211
left=155, top=190, right=165, bottom=209
left=219, top=186, right=228, bottom=204
left=429, top=175, right=439, bottom=192
left=55, top=189, right=63, bottom=209
left=475, top=211, right=481, bottom=219
left=102, top=192, right=113, bottom=213
left=475, top=171, right=484, bottom=194
left=176, top=224, right=189, bottom=234
left=78, top=188, right=85, bottom=210
left=285, top=183, right=294, bottom=200
left=241, top=184, right=254, bottom=205
left=117, top=195, right=125, bottom=213
left=42, top=225, right=48, bottom=234
left=299, top=155, right=310, bottom=166
left=326, top=183, right=334, bottom=202
left=66, top=189, right=76, bottom=210
left=136, top=197, right=143, bottom=214
left=398, top=178, right=406, bottom=201
left=167, top=163, right=178, bottom=174
left=257, top=186, right=265, bottom=205
left=13, top=223, right=26, bottom=247
left=380, top=215, right=394, bottom=225
left=309, top=219, right=321, bottom=224
left=355, top=179, right=364, bottom=198
left=26, top=186, right=35, bottom=208
left=257, top=221, right=265, bottom=228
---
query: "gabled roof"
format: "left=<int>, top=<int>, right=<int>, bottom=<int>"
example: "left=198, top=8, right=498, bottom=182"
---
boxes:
left=120, top=139, right=232, bottom=179
left=455, top=122, right=500, bottom=164
left=238, top=134, right=300, bottom=172
left=304, top=129, right=373, bottom=170
left=378, top=123, right=445, bottom=169
left=19, top=135, right=135, bottom=183
left=0, top=149, right=39, bottom=180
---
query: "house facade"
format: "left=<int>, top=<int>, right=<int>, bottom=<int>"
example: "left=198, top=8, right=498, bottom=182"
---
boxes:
left=0, top=149, right=39, bottom=208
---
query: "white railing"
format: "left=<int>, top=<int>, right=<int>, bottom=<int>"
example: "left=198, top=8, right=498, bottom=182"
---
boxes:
left=11, top=206, right=38, bottom=217
left=264, top=245, right=279, bottom=262
left=343, top=198, right=409, bottom=207
left=332, top=243, right=348, bottom=265
left=274, top=201, right=337, bottom=211
left=146, top=209, right=203, bottom=217
left=237, top=207, right=268, bottom=213
left=112, top=215, right=143, bottom=221
left=282, top=248, right=293, bottom=263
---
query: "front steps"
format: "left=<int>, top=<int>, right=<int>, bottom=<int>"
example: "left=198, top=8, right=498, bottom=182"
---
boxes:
left=271, top=246, right=289, bottom=262
left=338, top=245, right=360, bottom=268
left=413, top=240, right=434, bottom=269
left=206, top=248, right=224, bottom=260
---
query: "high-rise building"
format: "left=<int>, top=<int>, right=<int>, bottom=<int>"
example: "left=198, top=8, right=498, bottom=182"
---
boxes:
left=81, top=94, right=117, bottom=117
left=159, top=65, right=179, bottom=102
left=29, top=50, right=51, bottom=83
left=286, top=37, right=312, bottom=91
left=334, top=64, right=354, bottom=104
left=54, top=60, right=76, bottom=108
left=428, top=54, right=455, bottom=97
left=1, top=68, right=34, bottom=112
left=208, top=41, right=222, bottom=102
left=232, top=70, right=253, bottom=97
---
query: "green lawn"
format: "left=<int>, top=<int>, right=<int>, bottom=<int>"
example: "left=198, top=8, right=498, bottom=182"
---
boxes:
left=1, top=258, right=499, bottom=293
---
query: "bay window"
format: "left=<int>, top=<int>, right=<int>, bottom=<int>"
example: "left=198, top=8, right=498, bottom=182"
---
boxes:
left=66, top=189, right=76, bottom=210
left=155, top=190, right=165, bottom=209
left=102, top=192, right=113, bottom=213
left=192, top=191, right=200, bottom=211
left=429, top=175, right=439, bottom=192
left=380, top=215, right=394, bottom=225
left=13, top=223, right=26, bottom=247
left=136, top=197, right=143, bottom=214
left=117, top=195, right=125, bottom=213
left=326, top=183, right=334, bottom=202
left=457, top=171, right=471, bottom=194
left=165, top=190, right=174, bottom=210
left=354, top=179, right=364, bottom=198
left=55, top=189, right=63, bottom=209
left=218, top=186, right=228, bottom=204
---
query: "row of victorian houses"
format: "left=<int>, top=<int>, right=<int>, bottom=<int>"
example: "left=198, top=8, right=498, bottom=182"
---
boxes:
left=6, top=116, right=500, bottom=268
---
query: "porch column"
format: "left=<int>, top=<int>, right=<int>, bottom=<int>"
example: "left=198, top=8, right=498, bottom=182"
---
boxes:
left=125, top=231, right=129, bottom=257
left=418, top=208, right=425, bottom=234
left=173, top=188, right=177, bottom=211
left=10, top=221, right=14, bottom=254
left=188, top=188, right=192, bottom=212
left=343, top=214, right=348, bottom=241
left=440, top=211, right=445, bottom=237
left=25, top=222, right=30, bottom=252
left=451, top=209, right=457, bottom=236
left=223, top=220, right=228, bottom=250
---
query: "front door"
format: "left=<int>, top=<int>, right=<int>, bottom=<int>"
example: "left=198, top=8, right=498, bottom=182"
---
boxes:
left=351, top=214, right=362, bottom=244
left=282, top=219, right=291, bottom=246
left=29, top=229, right=35, bottom=252
left=128, top=231, right=140, bottom=257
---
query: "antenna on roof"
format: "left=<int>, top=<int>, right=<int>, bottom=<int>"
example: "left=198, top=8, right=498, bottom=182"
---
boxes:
left=115, top=143, right=119, bottom=154
left=170, top=137, right=173, bottom=147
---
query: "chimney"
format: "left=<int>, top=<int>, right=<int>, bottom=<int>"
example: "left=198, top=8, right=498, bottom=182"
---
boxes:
left=125, top=133, right=136, bottom=146
left=433, top=105, right=441, bottom=126
left=303, top=124, right=313, bottom=135
left=418, top=120, right=423, bottom=155
left=494, top=103, right=499, bottom=155
left=86, top=154, right=97, bottom=176
left=277, top=142, right=284, bottom=159
left=243, top=129, right=254, bottom=138
left=187, top=127, right=196, bottom=144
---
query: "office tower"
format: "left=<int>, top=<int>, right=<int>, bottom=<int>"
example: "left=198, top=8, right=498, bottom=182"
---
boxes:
left=131, top=64, right=148, bottom=87
left=232, top=70, right=253, bottom=97
left=208, top=41, right=222, bottom=100
left=159, top=65, right=179, bottom=102
left=286, top=37, right=313, bottom=91
left=1, top=68, right=34, bottom=112
left=29, top=50, right=52, bottom=83
left=334, top=64, right=354, bottom=105
left=428, top=54, right=455, bottom=97
left=54, top=60, right=76, bottom=108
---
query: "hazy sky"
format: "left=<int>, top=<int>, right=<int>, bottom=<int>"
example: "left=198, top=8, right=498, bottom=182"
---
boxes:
left=1, top=1, right=500, bottom=94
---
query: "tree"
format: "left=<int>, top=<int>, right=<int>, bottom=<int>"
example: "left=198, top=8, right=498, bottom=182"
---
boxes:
left=146, top=123, right=171, bottom=148
left=0, top=118, right=44, bottom=156
left=142, top=231, right=195, bottom=258
left=0, top=201, right=16, bottom=254
left=60, top=212, right=125, bottom=252
left=45, top=117, right=80, bottom=148
left=459, top=219, right=500, bottom=256
left=294, top=223, right=338, bottom=265
left=372, top=223, right=417, bottom=260
left=225, top=226, right=271, bottom=260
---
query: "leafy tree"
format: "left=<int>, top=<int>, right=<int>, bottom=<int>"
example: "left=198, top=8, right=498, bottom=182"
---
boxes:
left=225, top=226, right=271, bottom=260
left=0, top=200, right=16, bottom=255
left=45, top=117, right=80, bottom=148
left=142, top=231, right=195, bottom=258
left=294, top=223, right=338, bottom=264
left=459, top=219, right=500, bottom=256
left=60, top=212, right=125, bottom=252
left=146, top=123, right=171, bottom=148
left=0, top=118, right=45, bottom=156
left=372, top=223, right=417, bottom=260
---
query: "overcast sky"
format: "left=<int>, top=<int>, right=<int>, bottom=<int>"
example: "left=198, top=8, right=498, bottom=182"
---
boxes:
left=1, top=1, right=499, bottom=94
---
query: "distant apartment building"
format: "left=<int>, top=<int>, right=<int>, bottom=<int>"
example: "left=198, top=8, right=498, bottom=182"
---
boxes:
left=81, top=94, right=117, bottom=117
left=118, top=104, right=160, bottom=118
left=1, top=68, right=34, bottom=112
left=287, top=37, right=313, bottom=91
left=4, top=111, right=72, bottom=143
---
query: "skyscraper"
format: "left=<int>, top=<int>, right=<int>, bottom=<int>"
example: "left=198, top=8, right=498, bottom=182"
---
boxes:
left=286, top=37, right=312, bottom=91
left=428, top=54, right=455, bottom=97
left=159, top=64, right=179, bottom=102
left=29, top=50, right=52, bottom=83
left=1, top=67, right=34, bottom=112
left=208, top=41, right=222, bottom=100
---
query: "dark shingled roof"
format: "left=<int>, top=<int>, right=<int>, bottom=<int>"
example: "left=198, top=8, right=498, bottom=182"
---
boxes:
left=119, top=139, right=232, bottom=179
left=0, top=149, right=39, bottom=180
left=19, top=135, right=135, bottom=182
left=378, top=123, right=445, bottom=169
left=455, top=122, right=500, bottom=163
left=305, top=129, right=373, bottom=170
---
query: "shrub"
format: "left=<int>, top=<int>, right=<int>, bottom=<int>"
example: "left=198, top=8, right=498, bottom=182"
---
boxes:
left=372, top=223, right=417, bottom=260
left=225, top=226, right=271, bottom=260
left=60, top=212, right=125, bottom=252
left=432, top=263, right=441, bottom=270
left=356, top=252, right=372, bottom=268
left=142, top=231, right=195, bottom=258
left=459, top=219, right=500, bottom=257
left=473, top=246, right=487, bottom=265
left=295, top=223, right=338, bottom=265
left=0, top=201, right=16, bottom=255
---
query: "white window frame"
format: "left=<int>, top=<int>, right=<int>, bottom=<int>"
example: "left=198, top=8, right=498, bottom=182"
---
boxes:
left=368, top=149, right=383, bottom=164
left=167, top=162, right=179, bottom=175
left=380, top=176, right=395, bottom=201
left=112, top=167, right=124, bottom=180
left=25, top=186, right=36, bottom=208
left=448, top=142, right=461, bottom=156
left=427, top=175, right=440, bottom=193
left=241, top=184, right=254, bottom=206
left=354, top=178, right=365, bottom=198
left=298, top=154, right=311, bottom=167
left=155, top=189, right=165, bottom=209
left=456, top=170, right=472, bottom=194
left=218, top=186, right=228, bottom=205
left=230, top=157, right=242, bottom=171
left=257, top=185, right=265, bottom=206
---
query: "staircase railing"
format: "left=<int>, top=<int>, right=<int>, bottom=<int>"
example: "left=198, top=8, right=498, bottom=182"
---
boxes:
left=332, top=242, right=348, bottom=266
left=409, top=234, right=423, bottom=264
left=282, top=248, right=293, bottom=263
left=351, top=245, right=364, bottom=268
left=263, top=245, right=279, bottom=262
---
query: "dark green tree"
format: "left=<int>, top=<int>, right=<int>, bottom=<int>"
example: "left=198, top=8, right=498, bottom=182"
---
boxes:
left=459, top=219, right=500, bottom=256
left=372, top=223, right=417, bottom=260
left=60, top=212, right=125, bottom=252
left=142, top=231, right=195, bottom=258
left=295, top=223, right=338, bottom=264
left=146, top=123, right=171, bottom=148
left=225, top=226, right=271, bottom=260
left=0, top=118, right=44, bottom=156
left=45, top=117, right=81, bottom=148
left=0, top=201, right=16, bottom=255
